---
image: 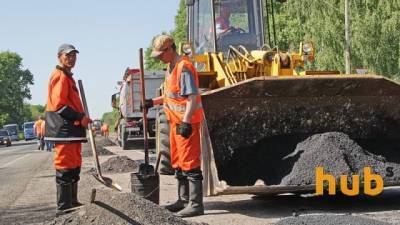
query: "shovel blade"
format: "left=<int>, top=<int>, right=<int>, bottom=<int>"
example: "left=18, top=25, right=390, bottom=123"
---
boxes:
left=92, top=173, right=122, bottom=191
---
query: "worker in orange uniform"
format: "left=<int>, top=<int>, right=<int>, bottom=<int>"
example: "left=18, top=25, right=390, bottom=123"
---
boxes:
left=216, top=4, right=231, bottom=34
left=40, top=121, right=54, bottom=151
left=44, top=44, right=91, bottom=216
left=143, top=35, right=204, bottom=217
left=101, top=123, right=109, bottom=140
left=34, top=116, right=45, bottom=150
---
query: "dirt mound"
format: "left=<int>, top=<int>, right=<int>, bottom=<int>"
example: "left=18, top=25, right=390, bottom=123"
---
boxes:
left=281, top=132, right=400, bottom=185
left=95, top=156, right=139, bottom=174
left=274, top=214, right=390, bottom=225
left=48, top=190, right=204, bottom=225
left=81, top=138, right=114, bottom=157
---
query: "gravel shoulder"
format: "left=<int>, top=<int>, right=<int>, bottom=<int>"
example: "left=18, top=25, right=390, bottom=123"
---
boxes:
left=101, top=140, right=400, bottom=225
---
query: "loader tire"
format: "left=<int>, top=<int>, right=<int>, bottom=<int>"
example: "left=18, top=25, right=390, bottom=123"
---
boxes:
left=156, top=109, right=174, bottom=175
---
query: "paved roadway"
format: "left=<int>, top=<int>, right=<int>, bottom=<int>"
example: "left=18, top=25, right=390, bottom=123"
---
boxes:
left=0, top=142, right=54, bottom=224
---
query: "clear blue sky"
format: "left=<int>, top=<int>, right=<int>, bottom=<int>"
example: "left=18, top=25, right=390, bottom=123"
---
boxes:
left=0, top=0, right=179, bottom=118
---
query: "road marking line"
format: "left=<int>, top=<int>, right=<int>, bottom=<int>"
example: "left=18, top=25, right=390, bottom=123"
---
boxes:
left=0, top=143, right=37, bottom=155
left=0, top=149, right=16, bottom=155
left=0, top=154, right=31, bottom=168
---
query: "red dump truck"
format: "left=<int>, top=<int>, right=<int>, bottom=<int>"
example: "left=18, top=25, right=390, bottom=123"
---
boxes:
left=111, top=68, right=164, bottom=150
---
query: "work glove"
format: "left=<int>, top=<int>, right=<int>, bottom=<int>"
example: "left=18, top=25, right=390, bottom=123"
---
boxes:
left=81, top=116, right=92, bottom=128
left=140, top=99, right=154, bottom=111
left=177, top=122, right=192, bottom=139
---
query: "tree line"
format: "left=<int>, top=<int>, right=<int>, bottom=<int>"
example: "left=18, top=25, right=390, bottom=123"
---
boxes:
left=2, top=1, right=398, bottom=127
left=0, top=51, right=39, bottom=127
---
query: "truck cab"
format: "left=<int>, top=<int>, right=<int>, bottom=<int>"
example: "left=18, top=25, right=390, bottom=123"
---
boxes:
left=92, top=119, right=102, bottom=136
left=189, top=0, right=265, bottom=55
left=22, top=121, right=36, bottom=141
left=3, top=124, right=19, bottom=142
left=112, top=69, right=164, bottom=150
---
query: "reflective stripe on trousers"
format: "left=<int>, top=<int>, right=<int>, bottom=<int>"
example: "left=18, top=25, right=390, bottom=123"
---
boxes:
left=165, top=91, right=185, bottom=99
left=164, top=102, right=203, bottom=112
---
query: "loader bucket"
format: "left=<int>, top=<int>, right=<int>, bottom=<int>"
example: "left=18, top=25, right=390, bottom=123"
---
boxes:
left=201, top=74, right=400, bottom=189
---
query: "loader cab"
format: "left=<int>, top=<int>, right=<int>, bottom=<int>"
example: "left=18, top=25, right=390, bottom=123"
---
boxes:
left=187, top=0, right=265, bottom=54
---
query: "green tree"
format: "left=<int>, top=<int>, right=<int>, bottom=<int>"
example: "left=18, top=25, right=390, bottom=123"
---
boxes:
left=27, top=104, right=45, bottom=121
left=170, top=0, right=187, bottom=45
left=274, top=0, right=400, bottom=78
left=0, top=51, right=34, bottom=126
left=101, top=109, right=120, bottom=132
left=145, top=40, right=166, bottom=71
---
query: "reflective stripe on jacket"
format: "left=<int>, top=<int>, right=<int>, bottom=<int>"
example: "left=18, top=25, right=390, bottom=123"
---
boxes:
left=163, top=56, right=203, bottom=124
left=44, top=66, right=86, bottom=143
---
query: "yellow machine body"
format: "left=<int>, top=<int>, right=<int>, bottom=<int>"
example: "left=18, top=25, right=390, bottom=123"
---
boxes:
left=156, top=0, right=400, bottom=195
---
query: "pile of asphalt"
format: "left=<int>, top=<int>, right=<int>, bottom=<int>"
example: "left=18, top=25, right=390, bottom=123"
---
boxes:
left=48, top=189, right=204, bottom=225
left=280, top=132, right=400, bottom=186
left=94, top=156, right=139, bottom=174
left=100, top=138, right=116, bottom=147
left=274, top=214, right=390, bottom=225
left=81, top=137, right=114, bottom=157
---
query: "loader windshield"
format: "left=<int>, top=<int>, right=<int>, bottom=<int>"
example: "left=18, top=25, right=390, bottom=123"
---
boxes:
left=192, top=0, right=215, bottom=54
left=191, top=0, right=264, bottom=54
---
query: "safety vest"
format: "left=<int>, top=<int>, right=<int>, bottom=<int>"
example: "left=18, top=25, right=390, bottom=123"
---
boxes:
left=163, top=56, right=203, bottom=124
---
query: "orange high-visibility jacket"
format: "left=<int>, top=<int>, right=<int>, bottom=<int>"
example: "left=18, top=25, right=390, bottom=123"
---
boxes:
left=34, top=119, right=44, bottom=136
left=163, top=56, right=203, bottom=124
left=101, top=124, right=109, bottom=132
left=45, top=66, right=86, bottom=143
left=40, top=121, right=46, bottom=135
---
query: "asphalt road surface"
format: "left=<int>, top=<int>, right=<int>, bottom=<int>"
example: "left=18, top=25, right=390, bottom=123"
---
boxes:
left=0, top=142, right=54, bottom=224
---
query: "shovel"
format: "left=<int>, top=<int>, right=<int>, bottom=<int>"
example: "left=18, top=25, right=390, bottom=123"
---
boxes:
left=138, top=48, right=155, bottom=176
left=78, top=80, right=122, bottom=191
left=129, top=49, right=160, bottom=204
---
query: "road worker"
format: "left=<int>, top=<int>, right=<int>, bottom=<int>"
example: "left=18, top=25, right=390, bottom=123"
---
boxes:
left=143, top=34, right=204, bottom=217
left=101, top=123, right=109, bottom=140
left=34, top=115, right=45, bottom=150
left=216, top=4, right=231, bottom=34
left=40, top=121, right=53, bottom=151
left=44, top=44, right=91, bottom=215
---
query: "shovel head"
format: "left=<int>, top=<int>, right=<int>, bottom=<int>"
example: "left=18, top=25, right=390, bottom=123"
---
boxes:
left=138, top=164, right=155, bottom=176
left=91, top=172, right=122, bottom=191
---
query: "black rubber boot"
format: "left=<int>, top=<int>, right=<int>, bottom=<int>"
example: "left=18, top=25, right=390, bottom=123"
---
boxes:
left=165, top=178, right=189, bottom=212
left=71, top=182, right=83, bottom=207
left=56, top=183, right=73, bottom=216
left=175, top=171, right=204, bottom=218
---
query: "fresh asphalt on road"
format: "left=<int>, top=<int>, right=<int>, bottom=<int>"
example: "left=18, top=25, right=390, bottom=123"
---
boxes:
left=0, top=141, right=54, bottom=224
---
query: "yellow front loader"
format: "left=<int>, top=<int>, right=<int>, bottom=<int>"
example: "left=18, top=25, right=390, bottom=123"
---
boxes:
left=156, top=0, right=400, bottom=196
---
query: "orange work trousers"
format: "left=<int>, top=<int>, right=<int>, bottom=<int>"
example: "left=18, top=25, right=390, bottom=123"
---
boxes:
left=169, top=122, right=201, bottom=171
left=54, top=143, right=82, bottom=170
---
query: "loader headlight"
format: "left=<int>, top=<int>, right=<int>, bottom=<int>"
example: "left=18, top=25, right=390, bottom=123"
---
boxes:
left=182, top=43, right=192, bottom=56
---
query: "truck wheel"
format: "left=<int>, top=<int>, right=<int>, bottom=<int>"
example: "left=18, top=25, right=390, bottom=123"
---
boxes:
left=156, top=109, right=174, bottom=175
left=121, top=126, right=129, bottom=150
